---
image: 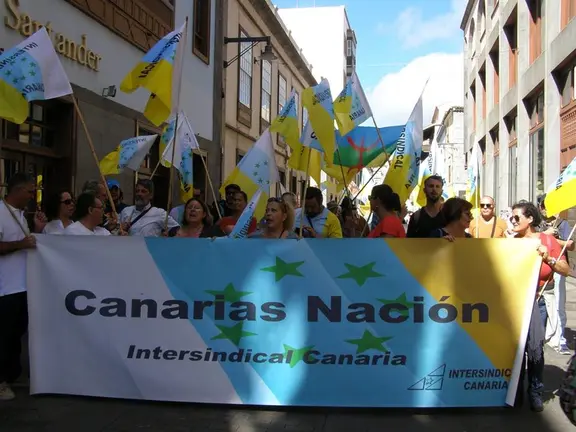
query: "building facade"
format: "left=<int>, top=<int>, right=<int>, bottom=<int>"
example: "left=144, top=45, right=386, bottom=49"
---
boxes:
left=461, top=0, right=576, bottom=219
left=277, top=5, right=357, bottom=201
left=0, top=0, right=223, bottom=207
left=222, top=0, right=316, bottom=197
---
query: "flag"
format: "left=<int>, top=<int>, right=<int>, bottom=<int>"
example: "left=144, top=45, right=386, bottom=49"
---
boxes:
left=270, top=90, right=299, bottom=150
left=120, top=21, right=187, bottom=126
left=0, top=28, right=72, bottom=124
left=415, top=134, right=446, bottom=207
left=544, top=156, right=576, bottom=216
left=333, top=71, right=372, bottom=136
left=302, top=78, right=336, bottom=166
left=289, top=119, right=322, bottom=184
left=99, top=135, right=158, bottom=175
left=229, top=189, right=263, bottom=239
left=159, top=117, right=177, bottom=168
left=384, top=94, right=423, bottom=204
left=415, top=156, right=432, bottom=207
left=466, top=142, right=481, bottom=208
left=161, top=112, right=199, bottom=202
left=220, top=129, right=279, bottom=219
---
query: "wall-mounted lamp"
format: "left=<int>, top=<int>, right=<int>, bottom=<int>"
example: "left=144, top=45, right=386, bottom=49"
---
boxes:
left=102, top=85, right=117, bottom=98
left=223, top=36, right=277, bottom=68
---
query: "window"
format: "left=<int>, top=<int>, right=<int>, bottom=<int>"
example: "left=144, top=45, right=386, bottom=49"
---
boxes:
left=479, top=65, right=487, bottom=119
left=278, top=74, right=287, bottom=113
left=468, top=19, right=476, bottom=52
left=5, top=103, right=56, bottom=148
left=504, top=17, right=518, bottom=89
left=192, top=0, right=211, bottom=63
left=291, top=174, right=297, bottom=194
left=505, top=112, right=517, bottom=143
left=276, top=170, right=286, bottom=196
left=526, top=90, right=544, bottom=128
left=478, top=0, right=486, bottom=40
left=529, top=0, right=544, bottom=63
left=238, top=30, right=252, bottom=108
left=470, top=82, right=476, bottom=130
left=490, top=42, right=499, bottom=106
left=260, top=59, right=271, bottom=124
left=493, top=154, right=499, bottom=206
left=559, top=63, right=575, bottom=107
left=562, top=0, right=576, bottom=28
left=236, top=150, right=244, bottom=164
left=529, top=127, right=545, bottom=201
left=508, top=144, right=517, bottom=204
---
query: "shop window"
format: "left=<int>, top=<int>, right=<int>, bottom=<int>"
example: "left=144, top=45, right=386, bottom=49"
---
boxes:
left=192, top=0, right=211, bottom=64
left=4, top=103, right=56, bottom=148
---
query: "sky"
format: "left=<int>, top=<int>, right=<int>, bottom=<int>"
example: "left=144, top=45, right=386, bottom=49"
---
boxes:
left=273, top=0, right=466, bottom=126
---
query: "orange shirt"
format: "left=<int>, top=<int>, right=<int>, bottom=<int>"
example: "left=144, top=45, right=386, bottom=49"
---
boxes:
left=469, top=217, right=508, bottom=238
left=218, top=216, right=257, bottom=234
left=368, top=215, right=406, bottom=238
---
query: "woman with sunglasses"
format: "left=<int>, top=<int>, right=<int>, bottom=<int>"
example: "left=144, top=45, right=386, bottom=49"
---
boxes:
left=509, top=201, right=571, bottom=412
left=429, top=197, right=474, bottom=241
left=42, top=190, right=75, bottom=234
left=249, top=197, right=298, bottom=239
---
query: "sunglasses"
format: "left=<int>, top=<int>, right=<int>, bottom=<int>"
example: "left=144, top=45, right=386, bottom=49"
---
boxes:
left=480, top=204, right=493, bottom=208
left=61, top=199, right=74, bottom=205
left=509, top=215, right=520, bottom=223
left=268, top=197, right=284, bottom=204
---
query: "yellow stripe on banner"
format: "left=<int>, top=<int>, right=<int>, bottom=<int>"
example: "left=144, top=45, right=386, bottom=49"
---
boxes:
left=0, top=80, right=29, bottom=125
left=221, top=168, right=269, bottom=219
left=386, top=238, right=541, bottom=371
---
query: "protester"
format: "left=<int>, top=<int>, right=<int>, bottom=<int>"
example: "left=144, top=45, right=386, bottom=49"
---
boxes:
left=176, top=197, right=214, bottom=238
left=0, top=173, right=38, bottom=401
left=294, top=187, right=342, bottom=238
left=217, top=191, right=257, bottom=235
left=212, top=184, right=240, bottom=222
left=42, top=190, right=75, bottom=234
left=82, top=179, right=117, bottom=231
left=367, top=185, right=405, bottom=238
left=63, top=193, right=111, bottom=236
left=119, top=179, right=179, bottom=237
left=105, top=179, right=128, bottom=214
left=429, top=197, right=473, bottom=240
left=169, top=188, right=204, bottom=225
left=407, top=175, right=445, bottom=238
left=341, top=197, right=368, bottom=238
left=468, top=196, right=507, bottom=238
left=510, top=201, right=571, bottom=412
left=249, top=197, right=298, bottom=239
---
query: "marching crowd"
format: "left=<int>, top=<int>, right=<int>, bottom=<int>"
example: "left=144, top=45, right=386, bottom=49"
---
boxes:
left=0, top=171, right=574, bottom=413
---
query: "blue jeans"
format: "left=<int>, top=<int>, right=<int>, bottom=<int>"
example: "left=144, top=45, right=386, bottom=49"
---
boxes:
left=519, top=298, right=547, bottom=397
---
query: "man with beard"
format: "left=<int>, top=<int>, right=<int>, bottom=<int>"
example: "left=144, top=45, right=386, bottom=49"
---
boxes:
left=468, top=196, right=507, bottom=238
left=119, top=179, right=179, bottom=237
left=406, top=175, right=445, bottom=238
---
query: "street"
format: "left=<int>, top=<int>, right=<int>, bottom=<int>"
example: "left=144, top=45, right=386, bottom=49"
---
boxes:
left=2, top=278, right=576, bottom=432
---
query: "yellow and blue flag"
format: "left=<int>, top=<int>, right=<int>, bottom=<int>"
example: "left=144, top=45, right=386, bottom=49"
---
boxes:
left=544, top=156, right=576, bottom=216
left=229, top=189, right=263, bottom=239
left=333, top=71, right=372, bottom=136
left=415, top=157, right=432, bottom=207
left=270, top=90, right=299, bottom=150
left=466, top=142, right=480, bottom=208
left=384, top=94, right=423, bottom=204
left=0, top=28, right=72, bottom=124
left=120, top=21, right=187, bottom=126
left=161, top=112, right=198, bottom=202
left=221, top=129, right=279, bottom=219
left=99, top=135, right=158, bottom=176
left=302, top=78, right=336, bottom=166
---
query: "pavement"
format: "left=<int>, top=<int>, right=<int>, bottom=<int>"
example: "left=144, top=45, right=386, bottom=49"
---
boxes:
left=2, top=280, right=576, bottom=432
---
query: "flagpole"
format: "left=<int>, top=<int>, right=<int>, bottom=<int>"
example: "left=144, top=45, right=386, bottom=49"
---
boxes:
left=298, top=155, right=312, bottom=239
left=164, top=113, right=179, bottom=231
left=199, top=153, right=222, bottom=219
left=72, top=96, right=117, bottom=217
left=150, top=159, right=162, bottom=178
left=335, top=148, right=352, bottom=201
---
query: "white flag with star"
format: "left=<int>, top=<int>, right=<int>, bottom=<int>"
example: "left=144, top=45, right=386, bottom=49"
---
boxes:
left=237, top=128, right=279, bottom=188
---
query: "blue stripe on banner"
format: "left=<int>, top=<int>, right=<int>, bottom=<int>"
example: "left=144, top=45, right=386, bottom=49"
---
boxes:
left=144, top=238, right=505, bottom=407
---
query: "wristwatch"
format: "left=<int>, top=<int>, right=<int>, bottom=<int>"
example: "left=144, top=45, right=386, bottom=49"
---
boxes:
left=548, top=258, right=557, bottom=267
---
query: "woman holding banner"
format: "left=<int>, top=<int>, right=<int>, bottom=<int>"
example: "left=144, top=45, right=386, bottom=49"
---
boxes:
left=509, top=201, right=571, bottom=412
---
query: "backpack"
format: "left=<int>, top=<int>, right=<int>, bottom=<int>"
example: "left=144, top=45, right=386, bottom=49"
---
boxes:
left=559, top=354, right=576, bottom=424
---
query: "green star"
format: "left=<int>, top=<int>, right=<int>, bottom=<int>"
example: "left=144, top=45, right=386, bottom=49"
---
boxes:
left=337, top=262, right=383, bottom=286
left=283, top=344, right=314, bottom=368
left=261, top=257, right=305, bottom=282
left=205, top=283, right=252, bottom=303
left=253, top=171, right=258, bottom=177
left=29, top=70, right=36, bottom=77
left=29, top=62, right=36, bottom=68
left=377, top=293, right=415, bottom=317
left=346, top=330, right=393, bottom=354
left=20, top=57, right=26, bottom=62
left=12, top=78, right=18, bottom=85
left=211, top=322, right=257, bottom=346
left=258, top=178, right=263, bottom=184
left=255, top=163, right=261, bottom=168
left=5, top=70, right=11, bottom=77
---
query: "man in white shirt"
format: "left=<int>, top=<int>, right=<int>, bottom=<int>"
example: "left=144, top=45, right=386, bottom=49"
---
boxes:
left=120, top=179, right=179, bottom=237
left=63, top=193, right=111, bottom=236
left=0, top=173, right=38, bottom=401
